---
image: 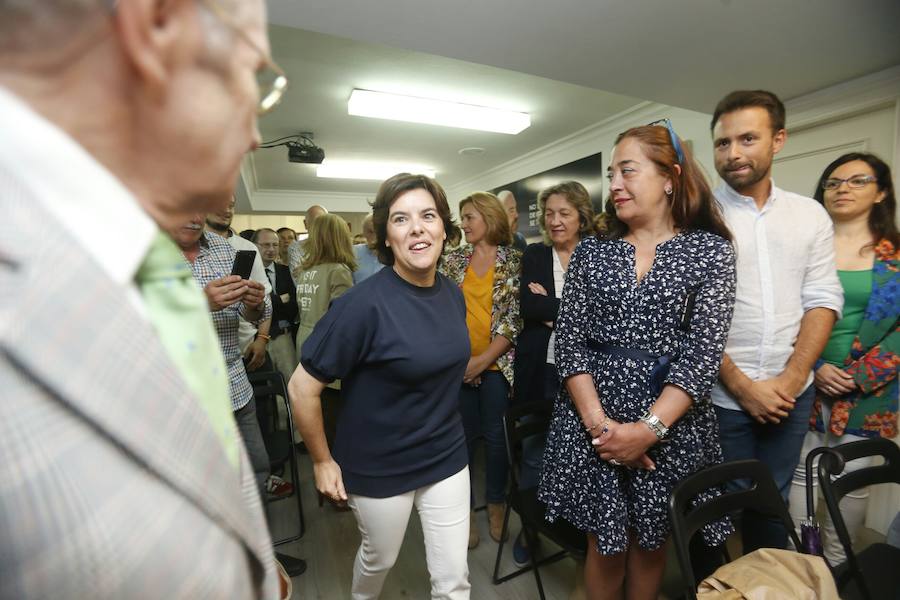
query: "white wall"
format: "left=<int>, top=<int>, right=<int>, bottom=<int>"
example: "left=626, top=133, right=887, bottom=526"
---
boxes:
left=443, top=101, right=717, bottom=206
left=231, top=212, right=367, bottom=237
left=773, top=105, right=896, bottom=197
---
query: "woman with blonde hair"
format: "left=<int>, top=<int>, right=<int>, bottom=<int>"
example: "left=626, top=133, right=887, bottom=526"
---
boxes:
left=294, top=212, right=356, bottom=484
left=441, top=191, right=522, bottom=548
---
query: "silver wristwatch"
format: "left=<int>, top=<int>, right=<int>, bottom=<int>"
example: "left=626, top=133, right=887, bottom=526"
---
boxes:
left=639, top=411, right=669, bottom=441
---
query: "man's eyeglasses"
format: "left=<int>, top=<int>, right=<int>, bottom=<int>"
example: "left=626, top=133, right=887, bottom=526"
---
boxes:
left=648, top=118, right=685, bottom=165
left=200, top=0, right=289, bottom=115
left=821, top=175, right=876, bottom=191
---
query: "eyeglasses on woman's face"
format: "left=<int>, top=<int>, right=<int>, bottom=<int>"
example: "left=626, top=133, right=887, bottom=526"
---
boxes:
left=821, top=175, right=876, bottom=191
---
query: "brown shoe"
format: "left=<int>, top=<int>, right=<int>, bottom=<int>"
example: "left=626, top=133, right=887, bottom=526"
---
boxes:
left=488, top=502, right=508, bottom=542
left=468, top=510, right=480, bottom=549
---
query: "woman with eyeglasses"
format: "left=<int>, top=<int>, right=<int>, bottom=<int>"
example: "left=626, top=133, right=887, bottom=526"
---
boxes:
left=788, top=152, right=899, bottom=565
left=539, top=123, right=736, bottom=599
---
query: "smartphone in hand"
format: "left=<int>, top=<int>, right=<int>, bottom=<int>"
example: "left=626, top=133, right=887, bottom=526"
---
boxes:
left=231, top=250, right=256, bottom=280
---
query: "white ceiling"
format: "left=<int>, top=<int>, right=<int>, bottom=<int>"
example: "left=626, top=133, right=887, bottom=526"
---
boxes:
left=246, top=0, right=900, bottom=212
left=251, top=26, right=642, bottom=195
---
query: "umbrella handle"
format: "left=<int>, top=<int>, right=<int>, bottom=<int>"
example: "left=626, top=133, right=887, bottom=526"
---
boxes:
left=804, top=445, right=831, bottom=519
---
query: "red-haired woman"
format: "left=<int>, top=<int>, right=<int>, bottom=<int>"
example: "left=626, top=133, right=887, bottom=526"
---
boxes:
left=540, top=123, right=736, bottom=599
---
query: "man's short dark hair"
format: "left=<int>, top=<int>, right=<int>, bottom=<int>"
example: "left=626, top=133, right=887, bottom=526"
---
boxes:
left=251, top=227, right=277, bottom=243
left=276, top=227, right=294, bottom=235
left=711, top=90, right=785, bottom=133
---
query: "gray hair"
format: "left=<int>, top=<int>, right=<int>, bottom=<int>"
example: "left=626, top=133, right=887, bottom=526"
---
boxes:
left=0, top=0, right=102, bottom=52
left=0, top=0, right=243, bottom=55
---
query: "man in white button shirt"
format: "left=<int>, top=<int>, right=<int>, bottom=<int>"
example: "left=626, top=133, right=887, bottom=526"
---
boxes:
left=710, top=90, right=843, bottom=554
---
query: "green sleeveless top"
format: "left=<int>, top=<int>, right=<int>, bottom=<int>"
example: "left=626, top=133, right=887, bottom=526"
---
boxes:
left=821, top=269, right=872, bottom=366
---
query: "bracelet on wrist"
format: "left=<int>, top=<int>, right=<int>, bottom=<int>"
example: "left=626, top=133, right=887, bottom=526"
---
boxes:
left=585, top=408, right=609, bottom=435
left=639, top=410, right=669, bottom=441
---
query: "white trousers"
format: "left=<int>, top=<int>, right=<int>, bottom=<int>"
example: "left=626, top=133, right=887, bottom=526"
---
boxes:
left=267, top=333, right=301, bottom=439
left=789, top=423, right=874, bottom=564
left=348, top=466, right=471, bottom=600
left=267, top=333, right=297, bottom=387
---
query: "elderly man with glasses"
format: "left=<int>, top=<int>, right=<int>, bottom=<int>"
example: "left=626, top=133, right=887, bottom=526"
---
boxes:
left=0, top=0, right=291, bottom=598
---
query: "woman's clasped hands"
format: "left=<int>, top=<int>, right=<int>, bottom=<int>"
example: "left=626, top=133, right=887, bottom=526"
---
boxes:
left=591, top=418, right=657, bottom=470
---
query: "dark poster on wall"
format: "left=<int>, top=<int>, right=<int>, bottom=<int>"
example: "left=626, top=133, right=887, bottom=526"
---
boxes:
left=491, top=152, right=604, bottom=240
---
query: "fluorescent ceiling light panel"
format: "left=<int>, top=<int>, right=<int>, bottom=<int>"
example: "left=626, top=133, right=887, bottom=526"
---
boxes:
left=316, top=160, right=436, bottom=181
left=348, top=89, right=530, bottom=135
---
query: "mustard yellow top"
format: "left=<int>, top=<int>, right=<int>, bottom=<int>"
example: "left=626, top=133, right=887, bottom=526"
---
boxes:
left=463, top=264, right=499, bottom=370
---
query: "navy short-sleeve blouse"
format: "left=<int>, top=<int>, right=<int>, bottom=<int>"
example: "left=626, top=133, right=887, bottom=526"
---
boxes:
left=301, top=267, right=470, bottom=498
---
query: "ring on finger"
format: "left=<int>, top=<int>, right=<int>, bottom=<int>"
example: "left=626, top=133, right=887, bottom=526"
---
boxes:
left=609, top=458, right=620, bottom=466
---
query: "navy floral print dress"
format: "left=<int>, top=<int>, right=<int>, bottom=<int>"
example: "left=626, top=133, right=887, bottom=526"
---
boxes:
left=539, top=230, right=737, bottom=554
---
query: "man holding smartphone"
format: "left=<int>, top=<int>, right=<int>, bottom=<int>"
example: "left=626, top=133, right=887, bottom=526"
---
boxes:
left=206, top=197, right=273, bottom=373
left=170, top=214, right=272, bottom=499
left=171, top=214, right=309, bottom=576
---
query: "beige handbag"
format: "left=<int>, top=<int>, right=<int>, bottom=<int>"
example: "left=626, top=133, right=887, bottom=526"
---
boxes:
left=697, top=548, right=838, bottom=600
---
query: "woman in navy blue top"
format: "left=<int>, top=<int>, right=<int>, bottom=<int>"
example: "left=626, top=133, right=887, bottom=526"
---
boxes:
left=539, top=124, right=736, bottom=599
left=289, top=173, right=472, bottom=599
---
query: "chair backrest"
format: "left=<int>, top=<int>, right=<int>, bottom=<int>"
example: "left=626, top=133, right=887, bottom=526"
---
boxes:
left=818, top=438, right=900, bottom=505
left=817, top=438, right=900, bottom=592
left=668, top=459, right=801, bottom=598
left=247, top=370, right=289, bottom=399
left=502, top=401, right=553, bottom=491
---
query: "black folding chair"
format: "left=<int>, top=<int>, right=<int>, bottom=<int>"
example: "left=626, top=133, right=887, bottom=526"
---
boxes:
left=668, top=459, right=802, bottom=600
left=248, top=370, right=305, bottom=544
left=492, top=401, right=586, bottom=600
left=818, top=438, right=900, bottom=600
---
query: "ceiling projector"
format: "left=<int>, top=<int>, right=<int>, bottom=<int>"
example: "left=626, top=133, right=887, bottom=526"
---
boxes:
left=288, top=139, right=325, bottom=164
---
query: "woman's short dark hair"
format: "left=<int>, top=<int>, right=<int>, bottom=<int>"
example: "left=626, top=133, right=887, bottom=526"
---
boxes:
left=604, top=125, right=732, bottom=242
left=536, top=181, right=596, bottom=245
left=711, top=90, right=785, bottom=133
left=813, top=152, right=899, bottom=250
left=371, top=173, right=459, bottom=266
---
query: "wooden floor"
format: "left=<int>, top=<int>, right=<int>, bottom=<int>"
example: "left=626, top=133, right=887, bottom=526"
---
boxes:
left=266, top=447, right=688, bottom=600
left=267, top=446, right=885, bottom=599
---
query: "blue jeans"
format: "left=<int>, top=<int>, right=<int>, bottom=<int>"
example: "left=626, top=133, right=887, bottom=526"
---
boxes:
left=518, top=366, right=558, bottom=490
left=714, top=383, right=816, bottom=553
left=458, top=370, right=509, bottom=504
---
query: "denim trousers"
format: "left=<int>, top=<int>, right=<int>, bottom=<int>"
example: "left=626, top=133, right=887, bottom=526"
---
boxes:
left=233, top=397, right=271, bottom=498
left=713, top=383, right=816, bottom=553
left=458, top=370, right=509, bottom=504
